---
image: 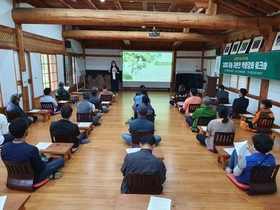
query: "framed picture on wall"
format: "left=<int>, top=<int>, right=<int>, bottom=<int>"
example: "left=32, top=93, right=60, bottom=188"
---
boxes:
left=223, top=43, right=232, bottom=55
left=230, top=41, right=241, bottom=55
left=271, top=31, right=280, bottom=51
left=238, top=39, right=251, bottom=54
left=249, top=36, right=263, bottom=53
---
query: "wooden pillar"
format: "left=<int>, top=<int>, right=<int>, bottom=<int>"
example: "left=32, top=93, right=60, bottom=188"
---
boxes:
left=259, top=79, right=269, bottom=107
left=15, top=23, right=29, bottom=111
left=171, top=50, right=177, bottom=92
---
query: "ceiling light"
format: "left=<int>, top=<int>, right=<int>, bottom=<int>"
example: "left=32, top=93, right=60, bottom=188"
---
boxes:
left=100, top=0, right=105, bottom=2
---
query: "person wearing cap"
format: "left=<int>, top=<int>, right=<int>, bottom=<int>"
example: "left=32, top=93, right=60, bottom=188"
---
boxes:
left=225, top=134, right=275, bottom=185
left=77, top=92, right=102, bottom=126
left=0, top=113, right=14, bottom=145
left=56, top=82, right=78, bottom=104
left=6, top=93, right=37, bottom=125
left=50, top=105, right=90, bottom=149
left=1, top=117, right=65, bottom=183
left=120, top=135, right=166, bottom=194
left=122, top=103, right=161, bottom=145
left=185, top=96, right=216, bottom=132
left=40, top=88, right=60, bottom=113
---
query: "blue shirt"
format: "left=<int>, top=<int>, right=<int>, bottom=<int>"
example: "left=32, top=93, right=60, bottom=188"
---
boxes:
left=1, top=141, right=46, bottom=182
left=129, top=116, right=154, bottom=133
left=232, top=97, right=249, bottom=108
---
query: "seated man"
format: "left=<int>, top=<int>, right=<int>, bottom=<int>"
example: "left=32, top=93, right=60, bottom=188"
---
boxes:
left=229, top=88, right=249, bottom=116
left=89, top=86, right=109, bottom=113
left=1, top=117, right=65, bottom=184
left=212, top=85, right=229, bottom=106
left=56, top=82, right=78, bottom=104
left=120, top=135, right=166, bottom=194
left=40, top=87, right=60, bottom=113
left=50, top=105, right=90, bottom=149
left=185, top=96, right=216, bottom=132
left=132, top=87, right=151, bottom=119
left=77, top=92, right=102, bottom=126
left=99, top=84, right=114, bottom=99
left=122, top=104, right=161, bottom=145
left=129, top=95, right=155, bottom=122
left=180, top=88, right=201, bottom=115
left=0, top=113, right=14, bottom=145
left=6, top=93, right=37, bottom=124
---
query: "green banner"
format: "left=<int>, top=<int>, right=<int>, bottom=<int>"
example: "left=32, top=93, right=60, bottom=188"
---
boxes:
left=220, top=51, right=280, bottom=80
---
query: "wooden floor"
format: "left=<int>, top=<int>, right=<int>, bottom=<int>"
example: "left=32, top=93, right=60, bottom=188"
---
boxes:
left=0, top=91, right=280, bottom=210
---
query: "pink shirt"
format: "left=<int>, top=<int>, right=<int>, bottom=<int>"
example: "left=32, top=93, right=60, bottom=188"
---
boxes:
left=183, top=96, right=202, bottom=113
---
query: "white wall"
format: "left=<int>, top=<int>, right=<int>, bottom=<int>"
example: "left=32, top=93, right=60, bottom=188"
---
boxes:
left=85, top=49, right=121, bottom=71
left=0, top=49, right=18, bottom=106
left=0, top=0, right=15, bottom=27
left=176, top=51, right=202, bottom=73
left=30, top=53, right=43, bottom=97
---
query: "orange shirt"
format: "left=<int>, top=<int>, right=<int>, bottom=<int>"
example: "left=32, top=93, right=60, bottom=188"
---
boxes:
left=183, top=96, right=202, bottom=113
left=252, top=109, right=274, bottom=125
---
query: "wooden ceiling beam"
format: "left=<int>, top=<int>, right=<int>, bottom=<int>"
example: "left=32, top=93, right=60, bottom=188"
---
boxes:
left=84, top=0, right=98, bottom=10
left=261, top=0, right=280, bottom=10
left=62, top=30, right=223, bottom=42
left=12, top=8, right=273, bottom=30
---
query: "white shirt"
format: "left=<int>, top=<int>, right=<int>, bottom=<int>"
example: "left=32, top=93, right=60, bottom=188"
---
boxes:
left=40, top=95, right=58, bottom=107
left=0, top=113, right=9, bottom=145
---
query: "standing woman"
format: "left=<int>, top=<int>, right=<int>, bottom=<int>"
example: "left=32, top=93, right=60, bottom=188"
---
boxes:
left=109, top=61, right=120, bottom=94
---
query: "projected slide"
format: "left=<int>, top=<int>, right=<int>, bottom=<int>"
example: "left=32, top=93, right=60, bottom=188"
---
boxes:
left=122, top=51, right=173, bottom=88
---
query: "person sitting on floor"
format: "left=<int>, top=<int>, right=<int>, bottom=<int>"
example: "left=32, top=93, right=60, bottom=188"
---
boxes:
left=126, top=95, right=155, bottom=124
left=212, top=85, right=229, bottom=107
left=169, top=84, right=188, bottom=106
left=40, top=87, right=60, bottom=114
left=99, top=84, right=114, bottom=98
left=132, top=87, right=151, bottom=119
left=185, top=96, right=216, bottom=132
left=89, top=87, right=109, bottom=113
left=179, top=88, right=201, bottom=115
left=56, top=81, right=78, bottom=104
left=229, top=88, right=249, bottom=117
left=1, top=117, right=65, bottom=183
left=0, top=113, right=14, bottom=145
left=50, top=105, right=90, bottom=149
left=6, top=93, right=37, bottom=125
left=244, top=99, right=274, bottom=131
left=122, top=104, right=161, bottom=145
left=120, top=135, right=166, bottom=194
left=196, top=105, right=235, bottom=151
left=226, top=133, right=275, bottom=185
left=77, top=92, right=102, bottom=126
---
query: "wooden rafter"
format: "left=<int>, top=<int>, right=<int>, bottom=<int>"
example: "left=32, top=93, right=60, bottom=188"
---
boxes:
left=84, top=0, right=98, bottom=10
left=60, top=0, right=73, bottom=9
left=168, top=3, right=177, bottom=12
left=219, top=0, right=260, bottom=16
left=261, top=0, right=280, bottom=10
left=143, top=2, right=148, bottom=11
left=114, top=1, right=123, bottom=10
left=235, top=0, right=277, bottom=14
